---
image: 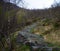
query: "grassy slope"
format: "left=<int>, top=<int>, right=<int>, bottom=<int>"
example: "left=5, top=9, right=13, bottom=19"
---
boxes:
left=0, top=1, right=60, bottom=50
left=30, top=18, right=60, bottom=47
left=4, top=3, right=60, bottom=48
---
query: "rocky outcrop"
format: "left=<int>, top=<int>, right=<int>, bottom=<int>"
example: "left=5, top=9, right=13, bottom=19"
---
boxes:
left=16, top=22, right=47, bottom=51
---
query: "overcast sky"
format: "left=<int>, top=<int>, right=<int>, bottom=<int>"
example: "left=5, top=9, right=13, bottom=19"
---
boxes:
left=22, top=0, right=54, bottom=9
left=12, top=0, right=59, bottom=9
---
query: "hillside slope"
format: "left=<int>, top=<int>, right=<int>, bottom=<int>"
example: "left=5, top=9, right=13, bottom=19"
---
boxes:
left=30, top=18, right=60, bottom=47
left=0, top=1, right=60, bottom=51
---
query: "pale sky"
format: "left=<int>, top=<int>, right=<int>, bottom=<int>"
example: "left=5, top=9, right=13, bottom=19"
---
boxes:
left=10, top=0, right=60, bottom=9
left=23, top=0, right=54, bottom=9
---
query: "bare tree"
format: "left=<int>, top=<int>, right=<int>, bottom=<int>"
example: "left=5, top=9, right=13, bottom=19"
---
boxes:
left=0, top=0, right=24, bottom=51
left=3, top=0, right=23, bottom=5
left=51, top=0, right=60, bottom=8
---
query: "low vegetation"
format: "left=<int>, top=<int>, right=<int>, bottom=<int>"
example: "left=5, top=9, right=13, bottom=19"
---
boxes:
left=0, top=0, right=60, bottom=51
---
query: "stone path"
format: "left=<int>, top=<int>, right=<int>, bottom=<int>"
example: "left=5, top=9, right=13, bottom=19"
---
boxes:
left=16, top=22, right=60, bottom=51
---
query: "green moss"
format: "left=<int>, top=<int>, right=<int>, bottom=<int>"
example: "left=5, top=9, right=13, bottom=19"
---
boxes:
left=5, top=9, right=16, bottom=17
left=9, top=31, right=30, bottom=51
left=17, top=10, right=26, bottom=24
left=30, top=28, right=34, bottom=33
left=47, top=42, right=55, bottom=47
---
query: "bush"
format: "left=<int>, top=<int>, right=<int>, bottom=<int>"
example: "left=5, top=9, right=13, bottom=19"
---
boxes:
left=53, top=22, right=60, bottom=28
